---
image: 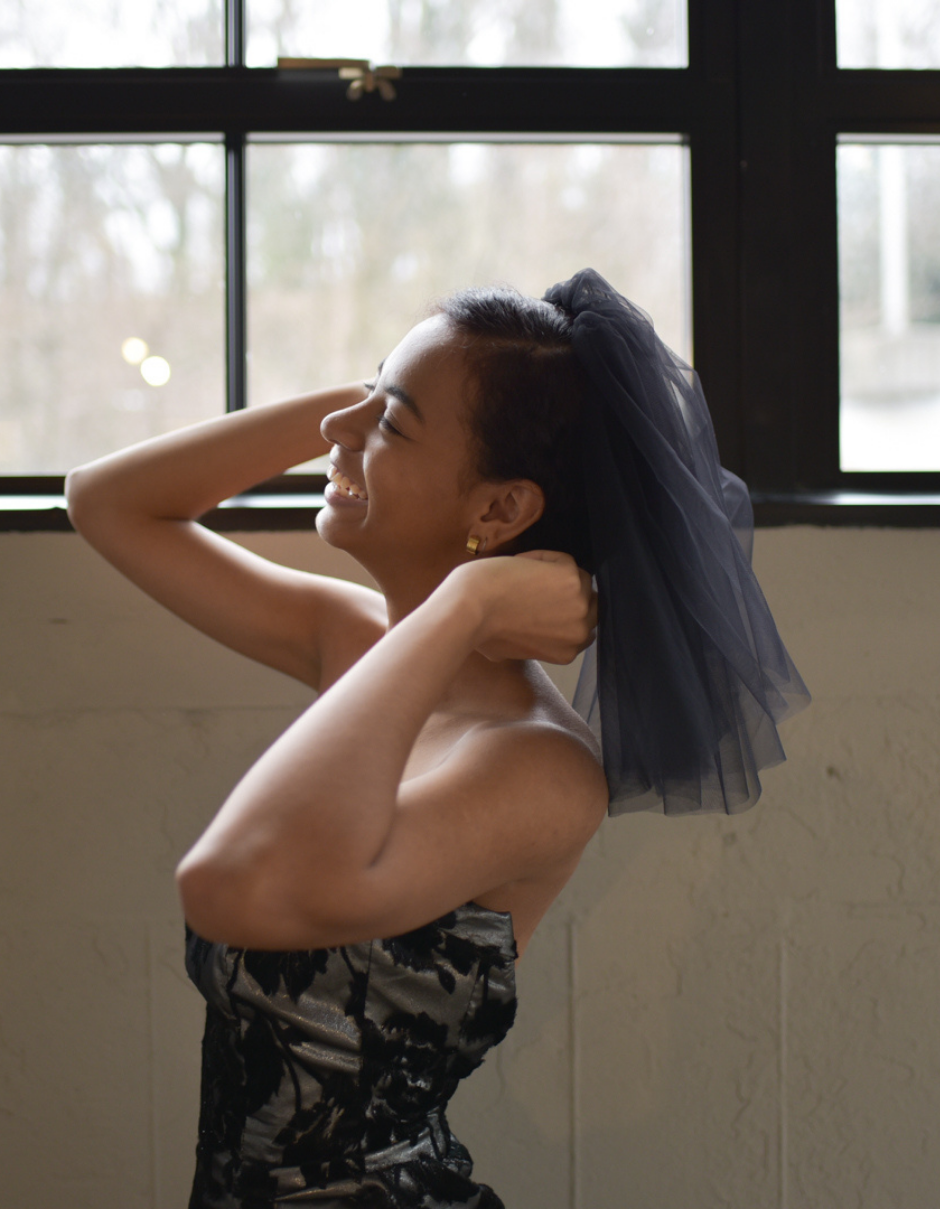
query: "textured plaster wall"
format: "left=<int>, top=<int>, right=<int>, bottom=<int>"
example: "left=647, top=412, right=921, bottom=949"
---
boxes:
left=1, top=527, right=938, bottom=1208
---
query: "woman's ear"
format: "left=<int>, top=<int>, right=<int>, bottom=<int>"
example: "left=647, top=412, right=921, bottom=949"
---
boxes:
left=472, top=479, right=545, bottom=553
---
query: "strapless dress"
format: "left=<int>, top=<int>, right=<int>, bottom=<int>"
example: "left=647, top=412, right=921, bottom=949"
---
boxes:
left=184, top=901, right=518, bottom=1207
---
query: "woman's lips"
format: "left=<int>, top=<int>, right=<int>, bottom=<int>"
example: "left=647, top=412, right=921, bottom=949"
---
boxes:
left=326, top=462, right=368, bottom=502
left=324, top=480, right=368, bottom=508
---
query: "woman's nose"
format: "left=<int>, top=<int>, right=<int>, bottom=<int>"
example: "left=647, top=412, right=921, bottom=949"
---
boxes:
left=320, top=402, right=366, bottom=450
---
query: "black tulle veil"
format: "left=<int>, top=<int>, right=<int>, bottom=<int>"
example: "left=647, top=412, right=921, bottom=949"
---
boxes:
left=543, top=270, right=809, bottom=816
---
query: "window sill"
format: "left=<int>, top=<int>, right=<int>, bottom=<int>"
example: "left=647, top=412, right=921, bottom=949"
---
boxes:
left=752, top=492, right=940, bottom=527
left=0, top=493, right=325, bottom=533
left=2, top=491, right=940, bottom=532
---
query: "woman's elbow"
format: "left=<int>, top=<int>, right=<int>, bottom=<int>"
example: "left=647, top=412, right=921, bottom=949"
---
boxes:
left=176, top=849, right=291, bottom=948
left=175, top=848, right=347, bottom=950
left=64, top=464, right=95, bottom=531
left=65, top=461, right=117, bottom=537
left=176, top=852, right=239, bottom=943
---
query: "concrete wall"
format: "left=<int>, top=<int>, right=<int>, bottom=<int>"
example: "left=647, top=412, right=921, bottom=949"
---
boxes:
left=1, top=526, right=938, bottom=1208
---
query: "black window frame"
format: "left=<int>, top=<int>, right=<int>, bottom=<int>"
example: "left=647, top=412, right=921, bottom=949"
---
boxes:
left=2, top=0, right=939, bottom=531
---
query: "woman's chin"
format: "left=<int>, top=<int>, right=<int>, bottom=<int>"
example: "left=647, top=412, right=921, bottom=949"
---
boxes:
left=315, top=499, right=367, bottom=553
left=314, top=505, right=346, bottom=547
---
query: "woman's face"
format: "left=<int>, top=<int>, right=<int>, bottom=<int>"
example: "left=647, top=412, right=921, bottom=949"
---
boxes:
left=317, top=315, right=485, bottom=588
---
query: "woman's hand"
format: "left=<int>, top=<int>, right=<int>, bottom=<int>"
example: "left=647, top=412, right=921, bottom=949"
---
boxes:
left=452, top=550, right=598, bottom=665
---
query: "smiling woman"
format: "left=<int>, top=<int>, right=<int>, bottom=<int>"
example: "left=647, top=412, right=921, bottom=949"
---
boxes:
left=313, top=314, right=552, bottom=609
left=65, top=269, right=806, bottom=1208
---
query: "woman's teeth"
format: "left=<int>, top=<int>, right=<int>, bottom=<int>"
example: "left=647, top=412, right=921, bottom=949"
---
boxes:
left=327, top=463, right=368, bottom=500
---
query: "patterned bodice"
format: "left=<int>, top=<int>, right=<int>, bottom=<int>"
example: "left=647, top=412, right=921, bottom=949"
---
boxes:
left=185, top=902, right=517, bottom=1208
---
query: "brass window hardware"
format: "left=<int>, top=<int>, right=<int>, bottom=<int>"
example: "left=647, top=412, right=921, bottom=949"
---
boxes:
left=277, top=58, right=402, bottom=101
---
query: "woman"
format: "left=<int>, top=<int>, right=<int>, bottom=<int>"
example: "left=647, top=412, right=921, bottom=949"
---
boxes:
left=66, top=270, right=807, bottom=1207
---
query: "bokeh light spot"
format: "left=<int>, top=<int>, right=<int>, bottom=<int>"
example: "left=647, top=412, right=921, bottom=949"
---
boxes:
left=121, top=336, right=149, bottom=364
left=140, top=355, right=171, bottom=386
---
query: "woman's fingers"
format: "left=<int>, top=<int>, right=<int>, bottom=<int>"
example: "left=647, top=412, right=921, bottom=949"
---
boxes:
left=515, top=548, right=567, bottom=562
left=583, top=576, right=599, bottom=632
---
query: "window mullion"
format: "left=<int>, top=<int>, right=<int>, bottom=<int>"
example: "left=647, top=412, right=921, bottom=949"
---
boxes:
left=226, top=0, right=246, bottom=69
left=686, top=0, right=743, bottom=475
left=225, top=132, right=247, bottom=413
left=224, top=0, right=248, bottom=412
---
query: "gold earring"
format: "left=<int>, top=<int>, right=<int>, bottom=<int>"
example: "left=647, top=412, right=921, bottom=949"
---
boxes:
left=466, top=535, right=485, bottom=556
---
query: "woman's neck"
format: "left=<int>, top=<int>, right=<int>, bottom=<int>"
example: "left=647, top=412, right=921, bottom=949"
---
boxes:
left=378, top=566, right=456, bottom=629
left=379, top=567, right=537, bottom=718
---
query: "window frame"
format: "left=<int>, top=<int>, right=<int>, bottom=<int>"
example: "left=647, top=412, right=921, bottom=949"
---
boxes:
left=737, top=0, right=940, bottom=523
left=1, top=0, right=939, bottom=531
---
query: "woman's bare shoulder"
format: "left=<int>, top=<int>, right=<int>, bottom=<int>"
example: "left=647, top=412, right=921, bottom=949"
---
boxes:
left=463, top=698, right=608, bottom=846
left=526, top=661, right=603, bottom=771
left=512, top=714, right=606, bottom=814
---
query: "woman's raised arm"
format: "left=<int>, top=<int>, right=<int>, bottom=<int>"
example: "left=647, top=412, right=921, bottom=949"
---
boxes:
left=65, top=383, right=381, bottom=689
left=176, top=551, right=604, bottom=950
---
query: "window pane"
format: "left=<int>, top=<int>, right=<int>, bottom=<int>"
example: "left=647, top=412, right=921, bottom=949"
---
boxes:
left=247, top=141, right=690, bottom=432
left=837, top=0, right=940, bottom=69
left=838, top=141, right=940, bottom=471
left=249, top=0, right=687, bottom=67
left=0, top=0, right=223, bottom=68
left=0, top=144, right=225, bottom=474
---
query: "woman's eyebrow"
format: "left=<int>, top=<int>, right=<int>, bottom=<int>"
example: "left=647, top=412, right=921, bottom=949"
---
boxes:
left=375, top=361, right=424, bottom=423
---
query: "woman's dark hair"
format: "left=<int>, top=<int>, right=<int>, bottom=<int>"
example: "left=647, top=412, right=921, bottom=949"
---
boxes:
left=434, top=285, right=594, bottom=571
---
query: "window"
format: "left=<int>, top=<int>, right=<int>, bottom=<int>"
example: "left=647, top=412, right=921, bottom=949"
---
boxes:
left=836, top=0, right=940, bottom=70
left=832, top=0, right=940, bottom=490
left=245, top=1, right=689, bottom=68
left=731, top=0, right=940, bottom=521
left=0, top=142, right=225, bottom=474
left=246, top=139, right=689, bottom=411
left=838, top=139, right=940, bottom=472
left=2, top=1, right=939, bottom=528
left=0, top=0, right=225, bottom=69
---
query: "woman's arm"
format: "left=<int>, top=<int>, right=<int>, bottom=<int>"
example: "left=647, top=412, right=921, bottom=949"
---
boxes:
left=66, top=384, right=378, bottom=688
left=176, top=552, right=603, bottom=949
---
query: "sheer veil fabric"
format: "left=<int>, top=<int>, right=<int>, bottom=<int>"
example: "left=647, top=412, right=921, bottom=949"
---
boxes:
left=543, top=270, right=810, bottom=816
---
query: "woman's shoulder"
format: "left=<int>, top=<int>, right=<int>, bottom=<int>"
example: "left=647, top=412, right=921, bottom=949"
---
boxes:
left=527, top=661, right=604, bottom=778
left=473, top=671, right=608, bottom=837
left=504, top=712, right=607, bottom=818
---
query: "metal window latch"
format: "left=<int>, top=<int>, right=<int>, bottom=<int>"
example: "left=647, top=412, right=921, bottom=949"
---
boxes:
left=277, top=58, right=402, bottom=101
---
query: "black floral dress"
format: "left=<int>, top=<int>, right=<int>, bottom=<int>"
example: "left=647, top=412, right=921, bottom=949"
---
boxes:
left=185, top=902, right=518, bottom=1208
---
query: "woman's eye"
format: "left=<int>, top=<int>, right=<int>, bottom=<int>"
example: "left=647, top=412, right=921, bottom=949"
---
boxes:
left=378, top=412, right=402, bottom=436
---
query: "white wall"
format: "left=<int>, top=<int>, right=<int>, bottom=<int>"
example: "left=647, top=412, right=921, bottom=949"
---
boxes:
left=1, top=526, right=938, bottom=1209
